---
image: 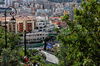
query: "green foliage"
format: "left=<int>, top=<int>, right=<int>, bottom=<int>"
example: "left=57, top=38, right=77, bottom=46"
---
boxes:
left=34, top=55, right=43, bottom=61
left=0, top=47, right=41, bottom=66
left=1, top=48, right=19, bottom=66
left=61, top=14, right=70, bottom=23
left=29, top=50, right=47, bottom=65
left=46, top=63, right=56, bottom=66
left=7, top=32, right=21, bottom=50
left=30, top=55, right=46, bottom=65
left=54, top=28, right=59, bottom=33
left=0, top=27, right=21, bottom=50
left=56, top=0, right=100, bottom=66
left=0, top=27, right=56, bottom=65
left=0, top=27, right=6, bottom=48
left=72, top=4, right=76, bottom=7
left=30, top=49, right=39, bottom=56
left=17, top=47, right=24, bottom=59
left=17, top=47, right=36, bottom=58
left=26, top=49, right=31, bottom=57
left=1, top=48, right=11, bottom=58
left=34, top=52, right=46, bottom=60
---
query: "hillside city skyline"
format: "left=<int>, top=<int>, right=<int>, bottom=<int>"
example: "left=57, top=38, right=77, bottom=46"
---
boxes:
left=0, top=0, right=81, bottom=46
left=0, top=0, right=99, bottom=66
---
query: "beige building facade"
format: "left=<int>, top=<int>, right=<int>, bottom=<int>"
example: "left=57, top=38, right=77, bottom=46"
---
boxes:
left=0, top=16, right=35, bottom=34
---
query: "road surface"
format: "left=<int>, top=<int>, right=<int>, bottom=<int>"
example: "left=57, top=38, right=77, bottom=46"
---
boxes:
left=28, top=47, right=59, bottom=64
left=41, top=50, right=59, bottom=64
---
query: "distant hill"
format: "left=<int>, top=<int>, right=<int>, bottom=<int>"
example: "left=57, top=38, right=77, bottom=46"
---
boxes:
left=48, top=0, right=81, bottom=3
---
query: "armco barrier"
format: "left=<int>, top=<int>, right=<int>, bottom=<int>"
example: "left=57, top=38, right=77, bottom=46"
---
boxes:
left=19, top=43, right=44, bottom=48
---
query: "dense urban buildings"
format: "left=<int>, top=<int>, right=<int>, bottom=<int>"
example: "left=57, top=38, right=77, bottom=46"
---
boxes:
left=0, top=0, right=82, bottom=43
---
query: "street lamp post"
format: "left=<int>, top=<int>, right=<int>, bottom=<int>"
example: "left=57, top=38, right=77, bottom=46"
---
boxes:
left=43, top=36, right=53, bottom=50
left=5, top=6, right=17, bottom=48
left=44, top=40, right=46, bottom=50
left=24, top=30, right=27, bottom=56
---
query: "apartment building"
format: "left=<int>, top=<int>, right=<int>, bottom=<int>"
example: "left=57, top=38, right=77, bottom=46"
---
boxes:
left=35, top=9, right=52, bottom=16
left=34, top=16, right=55, bottom=32
left=5, top=0, right=13, bottom=6
left=17, top=17, right=35, bottom=33
left=0, top=16, right=35, bottom=33
left=13, top=2, right=20, bottom=8
left=55, top=8, right=64, bottom=13
left=21, top=32, right=48, bottom=43
left=0, top=17, right=18, bottom=34
left=49, top=17, right=61, bottom=26
left=64, top=7, right=74, bottom=20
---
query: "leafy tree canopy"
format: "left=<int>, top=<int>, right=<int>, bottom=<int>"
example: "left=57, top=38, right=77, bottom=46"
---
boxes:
left=55, top=0, right=100, bottom=66
left=0, top=26, right=21, bottom=50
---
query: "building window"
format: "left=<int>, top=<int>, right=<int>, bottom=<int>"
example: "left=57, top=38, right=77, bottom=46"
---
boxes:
left=13, top=25, right=15, bottom=27
left=20, top=25, right=23, bottom=26
left=39, top=23, right=41, bottom=25
left=35, top=27, right=38, bottom=29
left=40, top=27, right=42, bottom=29
left=20, top=28, right=22, bottom=29
left=13, top=28, right=15, bottom=30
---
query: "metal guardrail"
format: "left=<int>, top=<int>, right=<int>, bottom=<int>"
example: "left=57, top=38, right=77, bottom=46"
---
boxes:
left=19, top=43, right=44, bottom=48
left=48, top=33, right=58, bottom=36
